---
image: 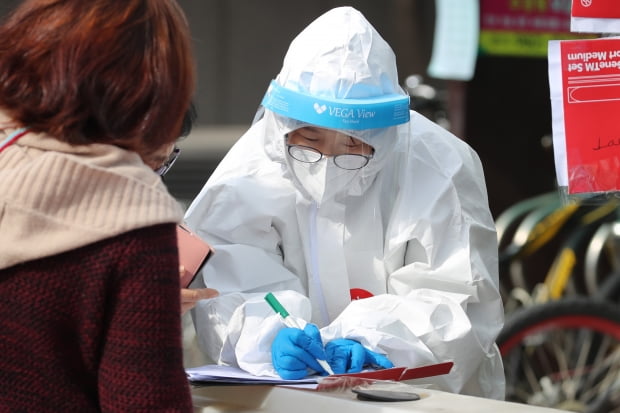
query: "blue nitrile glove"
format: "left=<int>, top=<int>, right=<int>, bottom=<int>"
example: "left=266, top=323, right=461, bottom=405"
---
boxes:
left=325, top=339, right=394, bottom=374
left=271, top=323, right=329, bottom=380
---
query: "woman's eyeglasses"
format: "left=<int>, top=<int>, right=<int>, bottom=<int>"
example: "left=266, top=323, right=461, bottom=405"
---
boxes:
left=286, top=144, right=372, bottom=170
left=155, top=146, right=181, bottom=176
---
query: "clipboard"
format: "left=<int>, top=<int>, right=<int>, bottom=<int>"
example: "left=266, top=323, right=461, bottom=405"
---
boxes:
left=186, top=361, right=454, bottom=390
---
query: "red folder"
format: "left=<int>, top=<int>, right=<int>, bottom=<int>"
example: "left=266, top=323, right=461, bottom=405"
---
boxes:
left=399, top=361, right=453, bottom=381
left=315, top=361, right=453, bottom=391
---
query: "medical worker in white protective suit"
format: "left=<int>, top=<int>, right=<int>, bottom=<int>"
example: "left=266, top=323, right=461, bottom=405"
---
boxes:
left=184, top=7, right=505, bottom=399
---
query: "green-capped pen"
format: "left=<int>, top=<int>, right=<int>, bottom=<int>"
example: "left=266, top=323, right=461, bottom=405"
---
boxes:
left=265, top=292, right=334, bottom=375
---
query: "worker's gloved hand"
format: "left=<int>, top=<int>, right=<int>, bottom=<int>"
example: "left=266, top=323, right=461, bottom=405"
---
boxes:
left=271, top=323, right=329, bottom=380
left=325, top=338, right=394, bottom=374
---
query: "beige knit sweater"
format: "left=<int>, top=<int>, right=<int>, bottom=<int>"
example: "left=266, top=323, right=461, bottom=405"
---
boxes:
left=0, top=112, right=184, bottom=270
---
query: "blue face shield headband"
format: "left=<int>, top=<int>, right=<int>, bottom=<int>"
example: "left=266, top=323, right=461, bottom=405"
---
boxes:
left=261, top=80, right=410, bottom=130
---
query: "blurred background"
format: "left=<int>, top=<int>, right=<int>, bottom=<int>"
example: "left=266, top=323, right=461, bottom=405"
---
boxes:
left=174, top=0, right=579, bottom=218
left=170, top=0, right=452, bottom=211
left=0, top=0, right=577, bottom=216
left=164, top=0, right=574, bottom=217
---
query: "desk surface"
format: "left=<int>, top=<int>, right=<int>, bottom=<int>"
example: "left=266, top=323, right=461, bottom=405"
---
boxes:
left=191, top=384, right=568, bottom=413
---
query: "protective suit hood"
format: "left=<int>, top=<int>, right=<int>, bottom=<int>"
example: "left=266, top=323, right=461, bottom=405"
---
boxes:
left=260, top=6, right=411, bottom=199
left=275, top=6, right=405, bottom=102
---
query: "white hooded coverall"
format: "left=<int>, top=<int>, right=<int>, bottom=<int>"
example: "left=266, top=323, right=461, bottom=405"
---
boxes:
left=184, top=6, right=505, bottom=399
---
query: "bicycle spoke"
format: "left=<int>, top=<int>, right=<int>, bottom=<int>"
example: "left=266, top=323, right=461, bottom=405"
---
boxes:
left=571, top=329, right=593, bottom=400
left=580, top=335, right=615, bottom=400
left=580, top=349, right=620, bottom=404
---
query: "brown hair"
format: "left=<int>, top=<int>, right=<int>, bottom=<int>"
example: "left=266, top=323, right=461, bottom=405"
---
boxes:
left=0, top=0, right=195, bottom=155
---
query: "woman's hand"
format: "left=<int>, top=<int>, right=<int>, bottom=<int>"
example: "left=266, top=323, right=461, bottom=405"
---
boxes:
left=181, top=287, right=218, bottom=314
left=178, top=264, right=218, bottom=314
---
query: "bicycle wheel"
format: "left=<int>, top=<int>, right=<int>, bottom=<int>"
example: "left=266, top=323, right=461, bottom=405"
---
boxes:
left=498, top=297, right=620, bottom=412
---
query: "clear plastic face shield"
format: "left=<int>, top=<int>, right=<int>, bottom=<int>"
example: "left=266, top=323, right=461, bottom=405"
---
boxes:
left=262, top=81, right=410, bottom=205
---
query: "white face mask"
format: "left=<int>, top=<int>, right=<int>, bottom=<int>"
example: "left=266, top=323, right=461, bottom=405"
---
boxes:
left=288, top=155, right=360, bottom=204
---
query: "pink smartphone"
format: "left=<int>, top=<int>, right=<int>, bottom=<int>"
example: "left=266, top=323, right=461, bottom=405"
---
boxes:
left=176, top=224, right=214, bottom=288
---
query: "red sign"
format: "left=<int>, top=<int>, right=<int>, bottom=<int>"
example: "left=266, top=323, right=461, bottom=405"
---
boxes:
left=571, top=0, right=620, bottom=19
left=559, top=38, right=620, bottom=193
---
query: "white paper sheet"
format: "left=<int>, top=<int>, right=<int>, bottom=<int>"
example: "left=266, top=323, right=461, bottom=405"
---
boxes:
left=186, top=364, right=318, bottom=385
left=427, top=0, right=479, bottom=80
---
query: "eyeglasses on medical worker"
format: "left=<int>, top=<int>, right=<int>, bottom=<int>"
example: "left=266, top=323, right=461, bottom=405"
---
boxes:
left=286, top=144, right=373, bottom=170
left=155, top=146, right=181, bottom=176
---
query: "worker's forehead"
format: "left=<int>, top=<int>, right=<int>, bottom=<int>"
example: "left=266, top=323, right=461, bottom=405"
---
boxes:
left=291, top=127, right=364, bottom=143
